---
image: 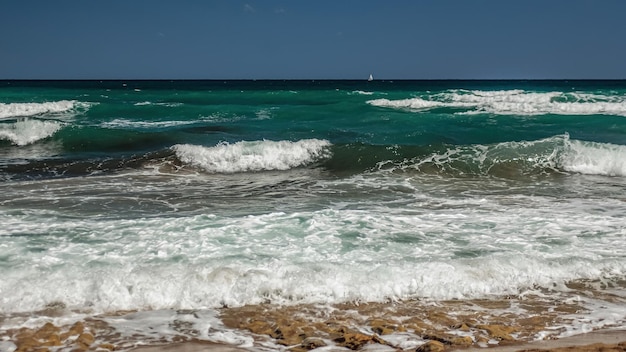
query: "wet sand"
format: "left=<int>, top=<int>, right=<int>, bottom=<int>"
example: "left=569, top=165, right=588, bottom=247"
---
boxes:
left=129, top=329, right=626, bottom=352
left=461, top=329, right=626, bottom=352
left=131, top=341, right=249, bottom=351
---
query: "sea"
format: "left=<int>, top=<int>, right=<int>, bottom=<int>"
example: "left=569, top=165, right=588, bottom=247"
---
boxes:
left=1, top=80, right=625, bottom=350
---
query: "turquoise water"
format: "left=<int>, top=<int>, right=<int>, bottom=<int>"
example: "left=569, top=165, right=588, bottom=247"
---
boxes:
left=2, top=80, right=626, bottom=179
left=1, top=80, right=626, bottom=348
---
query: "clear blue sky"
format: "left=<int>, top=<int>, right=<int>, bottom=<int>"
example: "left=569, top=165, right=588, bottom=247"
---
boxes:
left=2, top=0, right=626, bottom=79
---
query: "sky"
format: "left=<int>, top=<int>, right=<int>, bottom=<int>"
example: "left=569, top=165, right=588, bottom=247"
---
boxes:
left=1, top=0, right=626, bottom=80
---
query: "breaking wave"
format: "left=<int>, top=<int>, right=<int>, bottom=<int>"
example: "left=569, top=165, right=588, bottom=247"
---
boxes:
left=0, top=100, right=91, bottom=119
left=0, top=119, right=63, bottom=146
left=172, top=139, right=332, bottom=173
left=368, top=89, right=626, bottom=116
left=560, top=138, right=626, bottom=176
left=377, top=134, right=626, bottom=178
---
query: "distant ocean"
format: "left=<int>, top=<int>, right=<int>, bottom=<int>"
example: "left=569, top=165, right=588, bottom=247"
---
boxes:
left=1, top=80, right=625, bottom=350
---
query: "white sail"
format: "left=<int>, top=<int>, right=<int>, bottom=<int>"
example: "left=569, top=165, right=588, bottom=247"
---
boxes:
left=368, top=74, right=373, bottom=81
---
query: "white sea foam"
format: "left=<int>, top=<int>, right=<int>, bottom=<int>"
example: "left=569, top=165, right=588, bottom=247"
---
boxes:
left=368, top=97, right=444, bottom=110
left=1, top=162, right=625, bottom=343
left=0, top=201, right=624, bottom=314
left=132, top=101, right=182, bottom=107
left=172, top=139, right=332, bottom=173
left=0, top=308, right=259, bottom=350
left=388, top=134, right=626, bottom=178
left=560, top=138, right=626, bottom=177
left=368, top=90, right=626, bottom=116
left=0, top=119, right=63, bottom=146
left=104, top=310, right=256, bottom=348
left=101, top=118, right=196, bottom=129
left=0, top=100, right=90, bottom=119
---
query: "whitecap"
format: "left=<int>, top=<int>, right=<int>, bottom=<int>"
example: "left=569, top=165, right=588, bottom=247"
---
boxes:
left=367, top=97, right=444, bottom=110
left=560, top=137, right=626, bottom=177
left=376, top=134, right=626, bottom=178
left=102, top=118, right=196, bottom=129
left=132, top=101, right=182, bottom=107
left=0, top=100, right=91, bottom=119
left=0, top=119, right=63, bottom=146
left=172, top=139, right=332, bottom=173
left=368, top=89, right=626, bottom=116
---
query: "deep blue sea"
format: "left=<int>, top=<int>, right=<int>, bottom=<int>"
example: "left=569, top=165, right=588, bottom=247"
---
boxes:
left=1, top=80, right=625, bottom=350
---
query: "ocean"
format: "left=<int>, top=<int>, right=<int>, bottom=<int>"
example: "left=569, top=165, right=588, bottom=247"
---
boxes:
left=1, top=80, right=625, bottom=351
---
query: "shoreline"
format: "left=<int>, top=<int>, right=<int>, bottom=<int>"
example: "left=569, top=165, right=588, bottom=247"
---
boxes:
left=3, top=292, right=625, bottom=351
left=131, top=341, right=249, bottom=351
left=459, top=329, right=626, bottom=352
left=127, top=329, right=626, bottom=352
left=128, top=329, right=626, bottom=351
left=2, top=279, right=625, bottom=352
left=127, top=328, right=626, bottom=351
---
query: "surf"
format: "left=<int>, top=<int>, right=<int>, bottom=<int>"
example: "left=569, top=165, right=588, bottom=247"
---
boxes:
left=0, top=119, right=64, bottom=146
left=337, top=134, right=626, bottom=178
left=368, top=89, right=626, bottom=116
left=2, top=80, right=626, bottom=351
left=172, top=139, right=332, bottom=173
left=0, top=100, right=91, bottom=119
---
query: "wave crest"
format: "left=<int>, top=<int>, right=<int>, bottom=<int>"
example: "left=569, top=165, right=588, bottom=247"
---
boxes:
left=0, top=100, right=91, bottom=119
left=560, top=138, right=626, bottom=177
left=368, top=89, right=626, bottom=116
left=172, top=139, right=332, bottom=173
left=379, top=134, right=626, bottom=178
left=368, top=97, right=442, bottom=110
left=0, top=119, right=63, bottom=146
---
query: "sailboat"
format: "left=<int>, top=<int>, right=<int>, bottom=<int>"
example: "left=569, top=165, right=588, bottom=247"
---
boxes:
left=368, top=74, right=373, bottom=82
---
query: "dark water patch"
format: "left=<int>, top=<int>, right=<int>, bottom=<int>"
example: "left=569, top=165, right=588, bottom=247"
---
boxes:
left=0, top=149, right=177, bottom=180
left=179, top=125, right=234, bottom=134
left=322, top=136, right=575, bottom=180
left=322, top=143, right=432, bottom=175
left=57, top=126, right=176, bottom=153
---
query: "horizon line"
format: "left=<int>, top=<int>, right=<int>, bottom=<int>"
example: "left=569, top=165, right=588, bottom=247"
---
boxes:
left=3, top=78, right=626, bottom=81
